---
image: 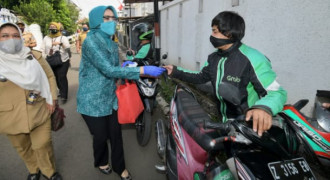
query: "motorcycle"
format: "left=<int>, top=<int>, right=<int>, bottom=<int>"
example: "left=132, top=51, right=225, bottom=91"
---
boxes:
left=123, top=58, right=159, bottom=146
left=155, top=83, right=323, bottom=179
left=281, top=89, right=330, bottom=176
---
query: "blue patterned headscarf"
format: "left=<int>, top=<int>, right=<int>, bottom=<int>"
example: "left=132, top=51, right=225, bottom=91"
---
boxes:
left=88, top=5, right=118, bottom=43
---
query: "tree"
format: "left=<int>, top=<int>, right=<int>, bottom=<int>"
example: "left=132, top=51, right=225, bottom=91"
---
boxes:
left=13, top=0, right=79, bottom=35
left=13, top=0, right=55, bottom=35
left=0, top=0, right=29, bottom=9
left=51, top=0, right=79, bottom=34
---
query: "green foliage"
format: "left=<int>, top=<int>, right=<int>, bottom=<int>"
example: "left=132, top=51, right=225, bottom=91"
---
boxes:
left=159, top=76, right=176, bottom=103
left=13, top=0, right=79, bottom=35
left=13, top=0, right=54, bottom=35
left=0, top=0, right=28, bottom=9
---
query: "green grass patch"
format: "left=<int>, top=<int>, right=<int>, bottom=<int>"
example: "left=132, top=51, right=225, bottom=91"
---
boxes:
left=159, top=76, right=176, bottom=103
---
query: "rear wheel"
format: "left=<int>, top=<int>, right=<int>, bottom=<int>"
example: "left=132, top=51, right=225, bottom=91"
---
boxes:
left=136, top=110, right=152, bottom=146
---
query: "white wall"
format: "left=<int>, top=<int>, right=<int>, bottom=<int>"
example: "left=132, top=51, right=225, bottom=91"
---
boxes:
left=160, top=0, right=330, bottom=114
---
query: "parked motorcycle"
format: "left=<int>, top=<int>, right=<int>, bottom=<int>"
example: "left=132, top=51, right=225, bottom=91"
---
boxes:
left=155, top=83, right=321, bottom=179
left=123, top=58, right=159, bottom=146
left=281, top=89, right=330, bottom=176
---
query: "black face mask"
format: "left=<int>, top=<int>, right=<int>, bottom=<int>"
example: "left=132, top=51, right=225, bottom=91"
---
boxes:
left=49, top=29, right=58, bottom=34
left=210, top=35, right=235, bottom=48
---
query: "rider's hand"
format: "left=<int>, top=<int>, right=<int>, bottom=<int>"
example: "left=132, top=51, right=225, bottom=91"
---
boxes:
left=322, top=103, right=330, bottom=109
left=245, top=109, right=272, bottom=136
left=122, top=61, right=135, bottom=67
left=142, top=66, right=166, bottom=77
left=163, top=65, right=173, bottom=75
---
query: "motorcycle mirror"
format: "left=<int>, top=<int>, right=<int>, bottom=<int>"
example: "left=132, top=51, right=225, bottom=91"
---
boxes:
left=0, top=74, right=7, bottom=82
left=126, top=50, right=133, bottom=56
left=162, top=54, right=167, bottom=59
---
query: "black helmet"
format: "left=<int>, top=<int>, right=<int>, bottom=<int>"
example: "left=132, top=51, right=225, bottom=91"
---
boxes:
left=132, top=23, right=153, bottom=40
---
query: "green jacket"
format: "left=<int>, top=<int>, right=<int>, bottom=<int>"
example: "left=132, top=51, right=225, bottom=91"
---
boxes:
left=171, top=42, right=287, bottom=122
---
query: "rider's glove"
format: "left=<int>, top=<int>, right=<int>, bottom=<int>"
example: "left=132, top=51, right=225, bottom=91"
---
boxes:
left=143, top=66, right=166, bottom=77
left=122, top=61, right=135, bottom=67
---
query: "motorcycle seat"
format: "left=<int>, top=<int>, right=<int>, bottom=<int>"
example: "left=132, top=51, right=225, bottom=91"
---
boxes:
left=175, top=89, right=222, bottom=151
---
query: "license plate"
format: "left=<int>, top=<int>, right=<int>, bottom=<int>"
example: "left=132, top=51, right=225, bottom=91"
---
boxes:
left=268, top=157, right=316, bottom=180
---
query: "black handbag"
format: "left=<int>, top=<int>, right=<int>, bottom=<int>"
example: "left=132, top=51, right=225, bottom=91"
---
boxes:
left=46, top=36, right=63, bottom=67
left=46, top=51, right=62, bottom=67
left=51, top=104, right=65, bottom=131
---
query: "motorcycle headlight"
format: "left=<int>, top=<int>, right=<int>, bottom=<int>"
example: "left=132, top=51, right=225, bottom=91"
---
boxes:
left=138, top=78, right=157, bottom=96
left=141, top=86, right=155, bottom=96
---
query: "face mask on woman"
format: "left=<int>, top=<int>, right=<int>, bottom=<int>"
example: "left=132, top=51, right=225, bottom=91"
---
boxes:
left=82, top=27, right=88, bottom=31
left=0, top=38, right=23, bottom=54
left=49, top=29, right=58, bottom=34
left=100, top=21, right=116, bottom=36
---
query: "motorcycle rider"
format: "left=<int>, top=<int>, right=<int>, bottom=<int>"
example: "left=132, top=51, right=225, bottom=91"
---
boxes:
left=164, top=11, right=287, bottom=137
left=126, top=23, right=154, bottom=64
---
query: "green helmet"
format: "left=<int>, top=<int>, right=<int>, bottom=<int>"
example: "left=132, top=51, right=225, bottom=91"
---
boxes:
left=132, top=23, right=153, bottom=40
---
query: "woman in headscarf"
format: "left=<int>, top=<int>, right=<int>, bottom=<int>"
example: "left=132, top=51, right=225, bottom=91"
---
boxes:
left=41, top=22, right=71, bottom=104
left=0, top=22, right=62, bottom=180
left=76, top=5, right=165, bottom=180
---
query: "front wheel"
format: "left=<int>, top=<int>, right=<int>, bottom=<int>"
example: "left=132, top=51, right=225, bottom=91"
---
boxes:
left=136, top=110, right=152, bottom=146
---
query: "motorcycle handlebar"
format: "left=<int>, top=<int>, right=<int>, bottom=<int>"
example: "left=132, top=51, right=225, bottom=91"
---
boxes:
left=210, top=136, right=235, bottom=147
left=204, top=120, right=231, bottom=133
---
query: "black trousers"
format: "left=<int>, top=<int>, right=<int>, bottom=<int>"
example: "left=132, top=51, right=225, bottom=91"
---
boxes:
left=82, top=111, right=125, bottom=175
left=51, top=60, right=70, bottom=99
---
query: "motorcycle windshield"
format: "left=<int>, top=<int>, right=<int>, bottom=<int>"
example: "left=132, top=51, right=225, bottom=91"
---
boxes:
left=315, top=102, right=330, bottom=132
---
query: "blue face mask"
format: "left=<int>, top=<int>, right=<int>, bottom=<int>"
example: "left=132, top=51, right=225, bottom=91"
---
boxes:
left=100, top=21, right=116, bottom=36
left=82, top=27, right=88, bottom=31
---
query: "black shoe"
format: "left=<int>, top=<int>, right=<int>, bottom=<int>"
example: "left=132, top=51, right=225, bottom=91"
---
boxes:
left=120, top=171, right=132, bottom=180
left=58, top=98, right=67, bottom=105
left=49, top=172, right=62, bottom=180
left=98, top=165, right=112, bottom=175
left=27, top=171, right=40, bottom=180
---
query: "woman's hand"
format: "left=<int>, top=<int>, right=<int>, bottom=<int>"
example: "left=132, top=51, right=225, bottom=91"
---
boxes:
left=163, top=65, right=173, bottom=75
left=245, top=109, right=272, bottom=136
left=46, top=100, right=56, bottom=114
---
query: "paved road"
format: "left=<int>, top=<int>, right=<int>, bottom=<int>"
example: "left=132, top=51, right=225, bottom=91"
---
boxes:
left=0, top=48, right=167, bottom=180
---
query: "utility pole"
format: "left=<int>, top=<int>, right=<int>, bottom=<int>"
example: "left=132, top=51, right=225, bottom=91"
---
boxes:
left=153, top=0, right=160, bottom=65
